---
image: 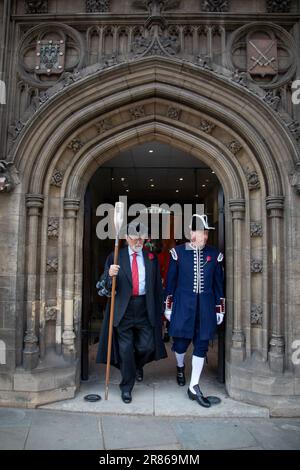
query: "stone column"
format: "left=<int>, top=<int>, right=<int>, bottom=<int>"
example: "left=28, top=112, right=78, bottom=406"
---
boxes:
left=229, top=199, right=246, bottom=362
left=266, top=196, right=285, bottom=373
left=23, top=194, right=44, bottom=370
left=62, top=198, right=80, bottom=361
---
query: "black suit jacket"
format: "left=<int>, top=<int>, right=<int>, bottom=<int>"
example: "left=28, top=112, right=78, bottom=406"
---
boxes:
left=96, top=247, right=167, bottom=367
left=101, top=247, right=164, bottom=327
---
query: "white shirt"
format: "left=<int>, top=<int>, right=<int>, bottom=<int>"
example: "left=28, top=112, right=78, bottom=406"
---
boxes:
left=128, top=246, right=146, bottom=295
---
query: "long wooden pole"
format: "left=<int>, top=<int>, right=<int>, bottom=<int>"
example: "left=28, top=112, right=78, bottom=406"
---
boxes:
left=105, top=237, right=119, bottom=400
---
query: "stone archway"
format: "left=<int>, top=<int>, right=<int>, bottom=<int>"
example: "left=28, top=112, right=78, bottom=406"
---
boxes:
left=2, top=57, right=299, bottom=412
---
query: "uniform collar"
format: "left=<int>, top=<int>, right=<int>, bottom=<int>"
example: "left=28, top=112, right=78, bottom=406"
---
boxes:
left=188, top=242, right=206, bottom=251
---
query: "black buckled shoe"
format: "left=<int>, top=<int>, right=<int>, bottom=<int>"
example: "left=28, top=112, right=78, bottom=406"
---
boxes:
left=187, top=385, right=211, bottom=408
left=121, top=391, right=132, bottom=404
left=136, top=368, right=143, bottom=382
left=176, top=366, right=186, bottom=386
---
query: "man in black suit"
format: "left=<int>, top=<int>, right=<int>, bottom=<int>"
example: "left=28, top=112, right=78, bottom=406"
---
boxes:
left=96, top=223, right=167, bottom=403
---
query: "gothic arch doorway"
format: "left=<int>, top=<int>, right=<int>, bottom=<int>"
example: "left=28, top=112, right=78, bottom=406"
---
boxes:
left=5, top=57, right=298, bottom=410
left=81, top=141, right=226, bottom=385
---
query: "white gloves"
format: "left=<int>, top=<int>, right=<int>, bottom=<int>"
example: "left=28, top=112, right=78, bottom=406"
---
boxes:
left=216, top=313, right=224, bottom=325
left=164, top=295, right=173, bottom=321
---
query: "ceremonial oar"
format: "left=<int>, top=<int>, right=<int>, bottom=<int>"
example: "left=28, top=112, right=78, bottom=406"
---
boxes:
left=105, top=201, right=124, bottom=400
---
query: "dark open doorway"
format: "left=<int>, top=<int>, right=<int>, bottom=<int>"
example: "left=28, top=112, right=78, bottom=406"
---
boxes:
left=81, top=141, right=225, bottom=383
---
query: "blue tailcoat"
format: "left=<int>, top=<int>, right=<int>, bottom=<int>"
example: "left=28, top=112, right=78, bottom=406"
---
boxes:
left=165, top=243, right=224, bottom=340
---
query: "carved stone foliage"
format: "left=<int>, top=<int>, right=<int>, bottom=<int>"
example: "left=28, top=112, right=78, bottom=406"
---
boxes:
left=246, top=170, right=260, bottom=190
left=251, top=259, right=263, bottom=273
left=96, top=118, right=114, bottom=134
left=132, top=0, right=181, bottom=14
left=229, top=23, right=296, bottom=89
left=286, top=120, right=300, bottom=143
left=290, top=163, right=300, bottom=195
left=35, top=40, right=65, bottom=75
left=130, top=106, right=145, bottom=119
left=25, top=1, right=48, bottom=14
left=227, top=140, right=242, bottom=155
left=0, top=161, right=19, bottom=193
left=250, top=222, right=263, bottom=237
left=167, top=106, right=181, bottom=120
left=67, top=138, right=84, bottom=152
left=232, top=70, right=248, bottom=87
left=51, top=169, right=64, bottom=187
left=86, top=0, right=110, bottom=12
left=199, top=120, right=215, bottom=134
left=266, top=0, right=291, bottom=13
left=45, top=306, right=58, bottom=321
left=251, top=305, right=263, bottom=325
left=46, top=258, right=58, bottom=273
left=263, top=91, right=280, bottom=111
left=48, top=218, right=59, bottom=239
left=202, top=0, right=229, bottom=12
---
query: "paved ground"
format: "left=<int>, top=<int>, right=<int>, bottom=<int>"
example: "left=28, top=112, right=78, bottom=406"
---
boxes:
left=1, top=408, right=300, bottom=450
left=2, top=342, right=299, bottom=450
left=39, top=342, right=269, bottom=418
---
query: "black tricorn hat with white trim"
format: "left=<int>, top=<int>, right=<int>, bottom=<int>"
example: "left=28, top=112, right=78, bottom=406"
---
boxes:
left=189, top=214, right=215, bottom=231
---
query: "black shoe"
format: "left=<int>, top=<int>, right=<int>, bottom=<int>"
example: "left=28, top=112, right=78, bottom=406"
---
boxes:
left=136, top=368, right=143, bottom=382
left=176, top=366, right=186, bottom=386
left=121, top=391, right=132, bottom=404
left=187, top=385, right=211, bottom=408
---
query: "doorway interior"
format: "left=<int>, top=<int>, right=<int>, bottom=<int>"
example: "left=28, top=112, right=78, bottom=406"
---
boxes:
left=81, top=141, right=225, bottom=384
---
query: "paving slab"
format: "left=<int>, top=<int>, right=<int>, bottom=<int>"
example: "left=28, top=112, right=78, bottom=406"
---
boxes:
left=172, top=419, right=258, bottom=450
left=24, top=410, right=103, bottom=450
left=101, top=415, right=179, bottom=450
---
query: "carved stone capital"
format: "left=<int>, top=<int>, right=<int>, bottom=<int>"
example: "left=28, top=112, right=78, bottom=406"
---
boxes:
left=64, top=199, right=80, bottom=218
left=266, top=195, right=284, bottom=217
left=229, top=199, right=245, bottom=219
left=26, top=194, right=44, bottom=216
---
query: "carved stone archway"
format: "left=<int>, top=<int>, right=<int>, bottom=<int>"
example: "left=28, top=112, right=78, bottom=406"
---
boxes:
left=1, top=57, right=300, bottom=413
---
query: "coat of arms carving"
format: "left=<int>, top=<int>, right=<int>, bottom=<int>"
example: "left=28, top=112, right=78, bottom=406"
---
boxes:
left=247, top=33, right=278, bottom=77
left=35, top=40, right=65, bottom=75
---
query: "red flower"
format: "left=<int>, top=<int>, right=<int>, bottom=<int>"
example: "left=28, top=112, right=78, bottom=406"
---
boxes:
left=206, top=256, right=212, bottom=262
left=148, top=253, right=155, bottom=260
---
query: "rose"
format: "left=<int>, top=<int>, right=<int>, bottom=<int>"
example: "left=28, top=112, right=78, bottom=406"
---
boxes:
left=206, top=256, right=211, bottom=262
left=148, top=253, right=155, bottom=260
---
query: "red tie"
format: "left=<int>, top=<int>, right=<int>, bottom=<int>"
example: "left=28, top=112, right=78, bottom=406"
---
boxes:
left=132, top=252, right=139, bottom=296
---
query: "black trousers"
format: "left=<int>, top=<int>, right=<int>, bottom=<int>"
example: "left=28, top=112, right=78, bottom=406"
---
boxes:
left=117, top=296, right=155, bottom=393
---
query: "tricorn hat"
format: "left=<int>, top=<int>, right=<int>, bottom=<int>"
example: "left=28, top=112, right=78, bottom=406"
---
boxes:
left=189, top=214, right=215, bottom=231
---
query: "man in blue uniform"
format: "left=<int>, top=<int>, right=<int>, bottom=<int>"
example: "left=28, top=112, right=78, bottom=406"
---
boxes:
left=164, top=214, right=225, bottom=407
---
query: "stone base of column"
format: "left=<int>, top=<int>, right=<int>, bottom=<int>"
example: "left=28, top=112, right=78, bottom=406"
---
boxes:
left=269, top=351, right=284, bottom=374
left=23, top=347, right=39, bottom=370
left=230, top=346, right=246, bottom=363
left=62, top=329, right=76, bottom=362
